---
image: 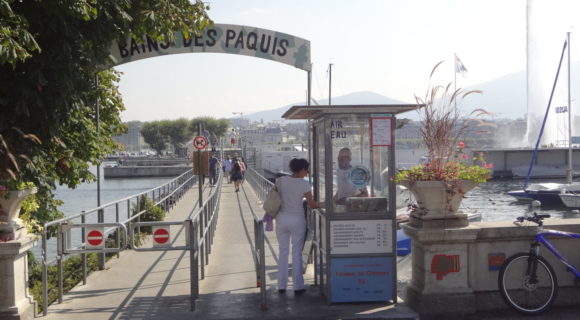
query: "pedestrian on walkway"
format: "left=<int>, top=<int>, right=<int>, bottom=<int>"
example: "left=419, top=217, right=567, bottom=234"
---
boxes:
left=209, top=131, right=218, bottom=152
left=275, top=158, right=318, bottom=294
left=208, top=153, right=219, bottom=186
left=229, top=129, right=237, bottom=148
left=231, top=159, right=243, bottom=192
left=223, top=156, right=233, bottom=183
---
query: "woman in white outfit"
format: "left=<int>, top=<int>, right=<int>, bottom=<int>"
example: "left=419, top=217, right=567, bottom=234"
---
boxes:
left=275, top=158, right=318, bottom=294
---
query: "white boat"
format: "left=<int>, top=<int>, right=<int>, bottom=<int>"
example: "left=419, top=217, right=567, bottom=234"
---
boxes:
left=559, top=193, right=580, bottom=208
left=507, top=34, right=575, bottom=206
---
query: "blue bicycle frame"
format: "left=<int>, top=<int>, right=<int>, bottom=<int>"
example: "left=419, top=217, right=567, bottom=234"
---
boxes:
left=536, top=229, right=580, bottom=278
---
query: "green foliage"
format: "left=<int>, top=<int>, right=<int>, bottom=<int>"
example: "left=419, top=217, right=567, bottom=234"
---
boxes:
left=28, top=251, right=100, bottom=313
left=0, top=1, right=212, bottom=232
left=131, top=195, right=165, bottom=245
left=395, top=142, right=492, bottom=185
left=0, top=0, right=41, bottom=65
left=159, top=118, right=190, bottom=151
left=141, top=121, right=167, bottom=155
left=189, top=117, right=230, bottom=138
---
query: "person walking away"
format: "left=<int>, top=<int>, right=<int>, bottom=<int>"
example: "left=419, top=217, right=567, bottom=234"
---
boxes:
left=208, top=153, right=219, bottom=186
left=223, top=156, right=233, bottom=183
left=275, top=158, right=318, bottom=294
left=231, top=160, right=243, bottom=192
left=209, top=131, right=218, bottom=152
left=238, top=157, right=246, bottom=183
left=229, top=129, right=237, bottom=148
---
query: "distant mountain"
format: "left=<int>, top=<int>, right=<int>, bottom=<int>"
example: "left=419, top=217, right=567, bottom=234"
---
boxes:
left=244, top=61, right=580, bottom=123
left=244, top=91, right=408, bottom=123
left=460, top=70, right=526, bottom=119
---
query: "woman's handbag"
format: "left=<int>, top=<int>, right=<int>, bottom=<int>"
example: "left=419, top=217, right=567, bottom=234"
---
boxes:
left=263, top=179, right=281, bottom=218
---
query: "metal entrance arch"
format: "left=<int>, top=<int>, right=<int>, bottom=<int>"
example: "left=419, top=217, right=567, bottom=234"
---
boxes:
left=108, top=23, right=313, bottom=105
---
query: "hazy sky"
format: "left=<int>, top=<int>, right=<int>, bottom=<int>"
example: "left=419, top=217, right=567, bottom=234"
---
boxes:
left=115, top=0, right=580, bottom=122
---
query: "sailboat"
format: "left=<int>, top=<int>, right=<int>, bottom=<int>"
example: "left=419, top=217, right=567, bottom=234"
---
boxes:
left=507, top=33, right=578, bottom=206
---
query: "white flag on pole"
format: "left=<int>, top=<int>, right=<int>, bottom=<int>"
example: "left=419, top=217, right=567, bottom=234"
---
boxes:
left=455, top=54, right=468, bottom=75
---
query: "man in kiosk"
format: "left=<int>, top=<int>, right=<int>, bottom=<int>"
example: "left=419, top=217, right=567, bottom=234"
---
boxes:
left=333, top=147, right=369, bottom=206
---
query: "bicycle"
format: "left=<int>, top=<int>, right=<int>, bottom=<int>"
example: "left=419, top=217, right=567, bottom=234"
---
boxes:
left=498, top=212, right=580, bottom=315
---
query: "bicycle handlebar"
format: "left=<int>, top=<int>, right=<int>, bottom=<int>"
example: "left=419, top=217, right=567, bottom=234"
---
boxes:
left=514, top=212, right=551, bottom=226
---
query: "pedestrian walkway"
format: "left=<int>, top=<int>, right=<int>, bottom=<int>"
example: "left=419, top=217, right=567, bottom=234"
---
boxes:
left=41, top=178, right=580, bottom=319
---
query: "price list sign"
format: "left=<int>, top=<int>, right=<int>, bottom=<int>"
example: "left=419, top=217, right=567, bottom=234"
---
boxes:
left=370, top=117, right=393, bottom=147
left=330, top=220, right=393, bottom=254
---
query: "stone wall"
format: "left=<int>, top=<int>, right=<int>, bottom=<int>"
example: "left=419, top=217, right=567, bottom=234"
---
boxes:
left=402, top=218, right=580, bottom=315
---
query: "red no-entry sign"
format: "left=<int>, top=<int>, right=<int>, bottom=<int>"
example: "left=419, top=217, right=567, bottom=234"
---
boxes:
left=153, top=226, right=170, bottom=247
left=86, top=228, right=104, bottom=248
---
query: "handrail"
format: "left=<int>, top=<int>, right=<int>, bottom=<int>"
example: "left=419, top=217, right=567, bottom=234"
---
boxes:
left=41, top=169, right=196, bottom=315
left=246, top=168, right=274, bottom=204
left=244, top=168, right=272, bottom=310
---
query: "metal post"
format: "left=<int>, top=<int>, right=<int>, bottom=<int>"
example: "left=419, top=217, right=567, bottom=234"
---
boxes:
left=259, top=220, right=267, bottom=310
left=95, top=75, right=105, bottom=270
left=81, top=213, right=87, bottom=284
left=567, top=32, right=573, bottom=184
left=115, top=203, right=120, bottom=258
left=188, top=219, right=196, bottom=311
left=328, top=63, right=333, bottom=106
left=198, top=124, right=203, bottom=208
left=199, top=213, right=205, bottom=279
left=42, top=233, right=48, bottom=316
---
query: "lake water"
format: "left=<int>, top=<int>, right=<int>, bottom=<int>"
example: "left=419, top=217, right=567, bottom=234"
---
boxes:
left=31, top=166, right=172, bottom=259
left=461, top=179, right=580, bottom=222
left=34, top=173, right=579, bottom=260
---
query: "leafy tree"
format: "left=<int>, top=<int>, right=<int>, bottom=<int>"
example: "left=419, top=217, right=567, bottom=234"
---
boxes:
left=189, top=117, right=230, bottom=138
left=159, top=118, right=190, bottom=151
left=0, top=1, right=212, bottom=232
left=141, top=122, right=167, bottom=155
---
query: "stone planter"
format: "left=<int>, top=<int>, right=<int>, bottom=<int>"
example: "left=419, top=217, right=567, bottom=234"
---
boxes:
left=400, top=180, right=474, bottom=228
left=0, top=188, right=37, bottom=241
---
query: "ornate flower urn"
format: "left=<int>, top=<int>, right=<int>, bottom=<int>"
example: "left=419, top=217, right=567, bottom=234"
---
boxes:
left=400, top=180, right=474, bottom=228
left=0, top=188, right=37, bottom=241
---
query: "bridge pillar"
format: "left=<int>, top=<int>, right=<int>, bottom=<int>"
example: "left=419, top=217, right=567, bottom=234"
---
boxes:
left=0, top=235, right=36, bottom=320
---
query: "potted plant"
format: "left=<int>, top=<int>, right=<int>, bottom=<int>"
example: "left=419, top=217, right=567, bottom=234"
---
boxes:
left=395, top=62, right=493, bottom=228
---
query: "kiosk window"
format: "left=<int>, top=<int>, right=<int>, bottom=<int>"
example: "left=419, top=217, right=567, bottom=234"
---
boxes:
left=329, top=115, right=390, bottom=213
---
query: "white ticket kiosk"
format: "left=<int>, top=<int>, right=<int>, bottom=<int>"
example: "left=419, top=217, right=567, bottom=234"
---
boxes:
left=282, top=104, right=418, bottom=304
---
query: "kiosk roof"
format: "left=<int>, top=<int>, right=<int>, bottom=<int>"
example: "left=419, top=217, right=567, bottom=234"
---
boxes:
left=281, top=104, right=421, bottom=120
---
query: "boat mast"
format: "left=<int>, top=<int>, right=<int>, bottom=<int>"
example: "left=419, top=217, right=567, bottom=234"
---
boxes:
left=567, top=32, right=573, bottom=184
left=524, top=38, right=568, bottom=188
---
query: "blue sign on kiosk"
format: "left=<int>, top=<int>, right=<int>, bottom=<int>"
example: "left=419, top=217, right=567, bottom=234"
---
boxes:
left=282, top=104, right=420, bottom=304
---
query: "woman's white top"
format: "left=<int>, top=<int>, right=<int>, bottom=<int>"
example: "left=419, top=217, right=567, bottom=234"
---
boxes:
left=278, top=176, right=311, bottom=217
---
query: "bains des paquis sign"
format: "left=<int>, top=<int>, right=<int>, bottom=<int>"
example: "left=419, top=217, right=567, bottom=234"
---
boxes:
left=110, top=24, right=311, bottom=71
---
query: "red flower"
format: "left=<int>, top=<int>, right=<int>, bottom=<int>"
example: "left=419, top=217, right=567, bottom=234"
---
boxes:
left=457, top=141, right=465, bottom=148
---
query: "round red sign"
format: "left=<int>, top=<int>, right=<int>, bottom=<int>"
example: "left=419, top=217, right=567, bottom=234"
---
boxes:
left=193, top=136, right=207, bottom=150
left=153, top=228, right=170, bottom=244
left=87, top=229, right=103, bottom=246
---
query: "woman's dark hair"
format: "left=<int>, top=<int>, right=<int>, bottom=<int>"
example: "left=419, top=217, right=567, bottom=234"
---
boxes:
left=289, top=158, right=309, bottom=173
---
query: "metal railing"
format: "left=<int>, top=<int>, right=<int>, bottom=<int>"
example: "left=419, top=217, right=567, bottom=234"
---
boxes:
left=241, top=168, right=268, bottom=309
left=245, top=168, right=274, bottom=202
left=41, top=169, right=196, bottom=315
left=245, top=168, right=321, bottom=289
left=187, top=170, right=222, bottom=283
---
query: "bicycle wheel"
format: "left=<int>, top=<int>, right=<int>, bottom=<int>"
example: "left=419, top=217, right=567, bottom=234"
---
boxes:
left=498, top=252, right=558, bottom=315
